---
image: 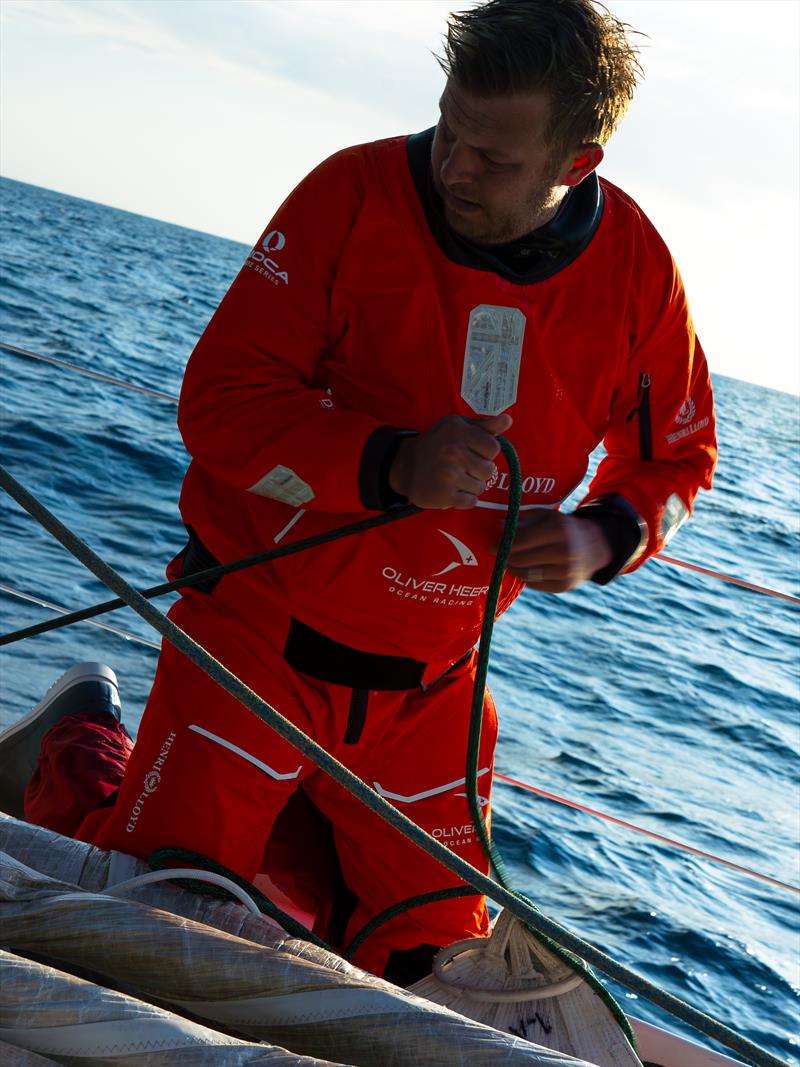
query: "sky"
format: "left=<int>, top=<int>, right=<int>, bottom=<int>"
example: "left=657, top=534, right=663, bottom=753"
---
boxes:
left=1, top=0, right=798, bottom=394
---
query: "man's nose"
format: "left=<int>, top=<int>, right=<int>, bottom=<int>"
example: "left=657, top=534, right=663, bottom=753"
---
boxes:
left=440, top=142, right=480, bottom=187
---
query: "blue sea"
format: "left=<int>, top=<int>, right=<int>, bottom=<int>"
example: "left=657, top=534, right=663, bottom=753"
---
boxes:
left=1, top=176, right=798, bottom=1063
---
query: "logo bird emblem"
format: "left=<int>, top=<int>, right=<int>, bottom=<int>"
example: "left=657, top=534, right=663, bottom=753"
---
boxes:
left=432, top=530, right=479, bottom=576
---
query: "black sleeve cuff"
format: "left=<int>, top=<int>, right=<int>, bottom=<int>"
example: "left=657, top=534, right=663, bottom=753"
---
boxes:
left=574, top=494, right=647, bottom=585
left=358, top=426, right=418, bottom=511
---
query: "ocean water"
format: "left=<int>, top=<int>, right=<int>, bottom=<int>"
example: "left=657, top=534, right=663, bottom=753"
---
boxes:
left=0, top=176, right=797, bottom=1062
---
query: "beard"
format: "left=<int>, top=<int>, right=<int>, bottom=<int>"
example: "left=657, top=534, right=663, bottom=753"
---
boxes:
left=440, top=178, right=564, bottom=245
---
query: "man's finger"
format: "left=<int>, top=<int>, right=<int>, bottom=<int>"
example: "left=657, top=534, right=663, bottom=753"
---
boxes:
left=506, top=562, right=577, bottom=591
left=474, top=413, right=513, bottom=435
left=460, top=472, right=491, bottom=496
left=465, top=458, right=497, bottom=484
left=507, top=513, right=568, bottom=555
left=527, top=578, right=576, bottom=593
left=453, top=490, right=479, bottom=509
left=506, top=542, right=574, bottom=570
left=521, top=566, right=544, bottom=583
left=507, top=547, right=571, bottom=568
left=465, top=416, right=513, bottom=460
left=514, top=509, right=559, bottom=533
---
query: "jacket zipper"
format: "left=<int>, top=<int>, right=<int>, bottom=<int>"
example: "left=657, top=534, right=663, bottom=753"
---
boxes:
left=626, top=373, right=652, bottom=461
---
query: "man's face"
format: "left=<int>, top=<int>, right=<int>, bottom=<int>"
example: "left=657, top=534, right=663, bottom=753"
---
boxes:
left=431, top=80, right=571, bottom=245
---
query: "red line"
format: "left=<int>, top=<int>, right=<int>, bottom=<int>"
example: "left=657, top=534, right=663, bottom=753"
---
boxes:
left=0, top=342, right=178, bottom=404
left=655, top=554, right=800, bottom=605
left=494, top=772, right=799, bottom=894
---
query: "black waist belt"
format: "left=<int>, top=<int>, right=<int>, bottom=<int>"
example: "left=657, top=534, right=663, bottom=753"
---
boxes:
left=284, top=617, right=428, bottom=691
left=178, top=526, right=446, bottom=692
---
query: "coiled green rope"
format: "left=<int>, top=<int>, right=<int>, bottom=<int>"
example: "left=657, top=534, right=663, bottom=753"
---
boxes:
left=0, top=461, right=788, bottom=1067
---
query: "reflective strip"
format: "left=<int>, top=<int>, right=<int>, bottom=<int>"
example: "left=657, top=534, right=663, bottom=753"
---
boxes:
left=188, top=725, right=302, bottom=781
left=174, top=987, right=421, bottom=1026
left=660, top=492, right=689, bottom=546
left=0, top=1018, right=243, bottom=1056
left=622, top=514, right=650, bottom=571
left=374, top=767, right=490, bottom=804
left=273, top=508, right=306, bottom=543
left=475, top=501, right=558, bottom=511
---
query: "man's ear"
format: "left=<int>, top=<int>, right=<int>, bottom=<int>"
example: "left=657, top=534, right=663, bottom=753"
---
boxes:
left=560, top=144, right=604, bottom=187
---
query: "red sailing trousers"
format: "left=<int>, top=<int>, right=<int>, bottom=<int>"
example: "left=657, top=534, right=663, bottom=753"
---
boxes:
left=27, top=577, right=496, bottom=978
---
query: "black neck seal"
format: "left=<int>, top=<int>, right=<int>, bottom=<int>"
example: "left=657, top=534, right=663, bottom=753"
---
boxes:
left=406, top=127, right=603, bottom=286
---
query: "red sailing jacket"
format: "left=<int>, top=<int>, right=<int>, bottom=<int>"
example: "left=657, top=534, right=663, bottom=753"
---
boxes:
left=178, top=135, right=716, bottom=665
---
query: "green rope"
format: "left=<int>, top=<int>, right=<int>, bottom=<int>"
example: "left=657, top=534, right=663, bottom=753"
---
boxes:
left=325, top=439, right=635, bottom=1044
left=344, top=886, right=479, bottom=961
left=0, top=505, right=420, bottom=646
left=466, top=439, right=634, bottom=1043
left=0, top=462, right=789, bottom=1067
left=467, top=437, right=520, bottom=887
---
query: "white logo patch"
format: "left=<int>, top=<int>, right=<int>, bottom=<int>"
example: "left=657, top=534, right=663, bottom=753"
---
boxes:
left=126, top=732, right=176, bottom=833
left=461, top=304, right=525, bottom=415
left=380, top=529, right=487, bottom=607
left=431, top=530, right=478, bottom=576
left=143, top=770, right=161, bottom=793
left=245, top=229, right=289, bottom=285
left=665, top=416, right=709, bottom=445
left=248, top=464, right=315, bottom=506
left=262, top=229, right=286, bottom=253
left=675, top=397, right=696, bottom=425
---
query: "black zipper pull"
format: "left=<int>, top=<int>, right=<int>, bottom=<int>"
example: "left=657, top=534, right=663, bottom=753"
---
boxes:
left=626, top=372, right=651, bottom=422
left=625, top=373, right=653, bottom=459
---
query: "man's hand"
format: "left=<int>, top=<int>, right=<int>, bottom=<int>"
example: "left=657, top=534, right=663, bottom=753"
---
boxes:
left=506, top=510, right=612, bottom=592
left=389, top=413, right=513, bottom=509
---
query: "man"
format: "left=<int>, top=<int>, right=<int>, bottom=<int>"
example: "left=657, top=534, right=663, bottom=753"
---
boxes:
left=9, top=0, right=716, bottom=985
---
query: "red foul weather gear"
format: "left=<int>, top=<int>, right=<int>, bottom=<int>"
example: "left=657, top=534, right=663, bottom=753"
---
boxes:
left=75, top=133, right=715, bottom=976
left=176, top=135, right=716, bottom=664
left=77, top=579, right=497, bottom=978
